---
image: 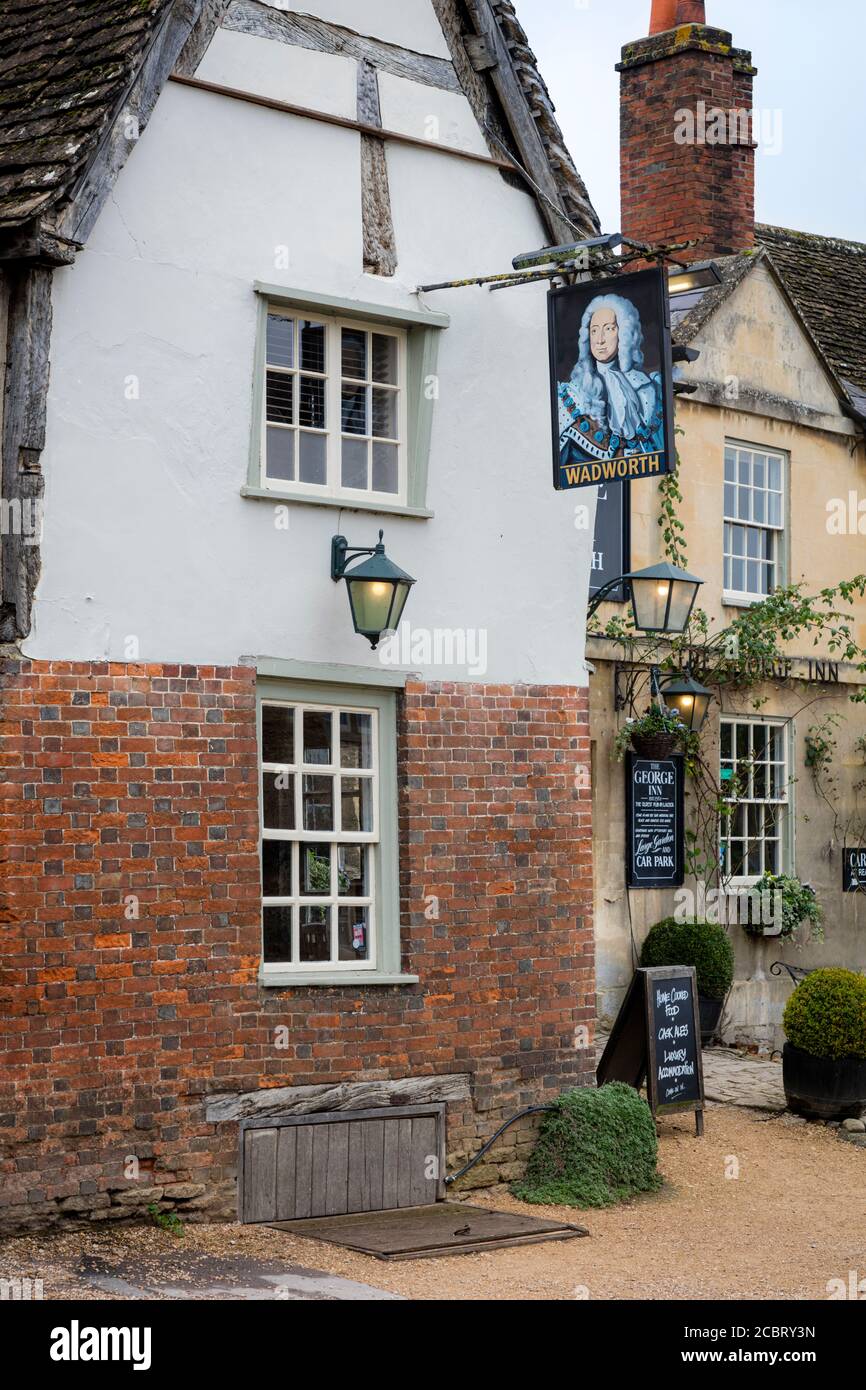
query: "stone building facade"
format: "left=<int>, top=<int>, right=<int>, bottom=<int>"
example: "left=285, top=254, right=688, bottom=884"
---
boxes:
left=591, top=0, right=866, bottom=1045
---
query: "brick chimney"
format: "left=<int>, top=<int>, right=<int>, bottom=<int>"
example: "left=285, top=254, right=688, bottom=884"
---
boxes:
left=619, top=1, right=757, bottom=260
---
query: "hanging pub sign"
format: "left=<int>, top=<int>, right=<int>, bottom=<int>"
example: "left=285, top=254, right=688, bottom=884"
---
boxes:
left=549, top=266, right=676, bottom=492
left=626, top=752, right=685, bottom=888
left=842, top=846, right=866, bottom=892
left=589, top=480, right=630, bottom=602
left=597, top=966, right=705, bottom=1135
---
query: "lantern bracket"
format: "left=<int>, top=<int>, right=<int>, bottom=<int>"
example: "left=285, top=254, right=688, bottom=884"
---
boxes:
left=613, top=661, right=711, bottom=731
left=587, top=574, right=629, bottom=617
left=614, top=661, right=668, bottom=715
left=650, top=664, right=666, bottom=707
left=331, top=531, right=385, bottom=582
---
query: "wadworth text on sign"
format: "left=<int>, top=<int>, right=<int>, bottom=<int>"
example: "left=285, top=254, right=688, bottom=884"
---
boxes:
left=549, top=267, right=676, bottom=491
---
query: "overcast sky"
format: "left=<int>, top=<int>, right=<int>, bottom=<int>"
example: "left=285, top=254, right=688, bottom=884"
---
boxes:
left=516, top=0, right=865, bottom=243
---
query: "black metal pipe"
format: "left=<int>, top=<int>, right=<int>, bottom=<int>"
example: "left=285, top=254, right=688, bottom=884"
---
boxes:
left=444, top=1104, right=553, bottom=1185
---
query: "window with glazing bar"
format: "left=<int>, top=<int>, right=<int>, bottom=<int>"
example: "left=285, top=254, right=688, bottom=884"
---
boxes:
left=262, top=310, right=406, bottom=503
left=719, top=717, right=789, bottom=881
left=260, top=699, right=379, bottom=971
left=723, top=443, right=785, bottom=601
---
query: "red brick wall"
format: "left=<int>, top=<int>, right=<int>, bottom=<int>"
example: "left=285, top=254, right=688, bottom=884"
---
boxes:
left=0, top=660, right=593, bottom=1231
left=619, top=28, right=756, bottom=260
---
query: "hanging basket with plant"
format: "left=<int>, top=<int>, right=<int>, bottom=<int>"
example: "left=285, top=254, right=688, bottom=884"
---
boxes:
left=613, top=707, right=689, bottom=762
left=742, top=872, right=823, bottom=944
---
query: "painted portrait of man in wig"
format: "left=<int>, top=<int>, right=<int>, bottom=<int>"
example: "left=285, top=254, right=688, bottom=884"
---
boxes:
left=558, top=293, right=665, bottom=467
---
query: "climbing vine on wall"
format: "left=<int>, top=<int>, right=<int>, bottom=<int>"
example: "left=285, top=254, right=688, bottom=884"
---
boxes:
left=805, top=712, right=866, bottom=849
left=594, top=465, right=866, bottom=889
left=657, top=448, right=688, bottom=570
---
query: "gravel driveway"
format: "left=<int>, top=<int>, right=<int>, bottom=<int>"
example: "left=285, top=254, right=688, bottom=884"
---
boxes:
left=2, top=1103, right=864, bottom=1301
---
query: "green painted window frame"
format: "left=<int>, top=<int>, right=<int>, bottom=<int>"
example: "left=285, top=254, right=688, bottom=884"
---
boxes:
left=256, top=674, right=415, bottom=988
left=245, top=284, right=449, bottom=519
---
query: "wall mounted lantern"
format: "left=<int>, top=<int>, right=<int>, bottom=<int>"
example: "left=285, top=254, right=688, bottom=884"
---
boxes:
left=331, top=530, right=415, bottom=649
left=659, top=670, right=712, bottom=733
left=588, top=561, right=704, bottom=635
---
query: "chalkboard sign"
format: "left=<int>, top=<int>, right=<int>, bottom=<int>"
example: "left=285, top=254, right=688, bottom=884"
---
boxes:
left=626, top=752, right=684, bottom=888
left=597, top=966, right=705, bottom=1135
left=843, top=847, right=866, bottom=892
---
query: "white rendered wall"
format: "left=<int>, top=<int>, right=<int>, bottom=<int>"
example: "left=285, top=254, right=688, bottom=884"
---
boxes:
left=28, top=19, right=596, bottom=686
left=261, top=0, right=452, bottom=58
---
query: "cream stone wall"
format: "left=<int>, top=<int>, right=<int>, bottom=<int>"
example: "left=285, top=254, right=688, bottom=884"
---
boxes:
left=590, top=260, right=866, bottom=1044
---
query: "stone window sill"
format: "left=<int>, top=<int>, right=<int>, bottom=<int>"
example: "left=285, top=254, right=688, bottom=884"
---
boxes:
left=722, top=592, right=763, bottom=609
left=259, top=970, right=419, bottom=988
left=241, top=485, right=433, bottom=519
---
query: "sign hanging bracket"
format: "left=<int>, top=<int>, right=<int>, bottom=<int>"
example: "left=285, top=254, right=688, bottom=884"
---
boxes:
left=415, top=235, right=700, bottom=295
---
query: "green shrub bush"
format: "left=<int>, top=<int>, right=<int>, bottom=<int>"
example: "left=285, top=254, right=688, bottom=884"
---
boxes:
left=783, top=968, right=866, bottom=1061
left=512, top=1083, right=661, bottom=1208
left=639, top=917, right=734, bottom=1000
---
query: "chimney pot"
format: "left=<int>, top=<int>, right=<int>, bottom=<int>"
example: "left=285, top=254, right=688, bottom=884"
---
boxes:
left=649, top=0, right=706, bottom=34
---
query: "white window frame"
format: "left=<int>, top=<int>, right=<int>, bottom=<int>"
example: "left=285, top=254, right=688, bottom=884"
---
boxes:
left=723, top=442, right=786, bottom=606
left=261, top=308, right=408, bottom=506
left=719, top=715, right=790, bottom=885
left=260, top=698, right=381, bottom=976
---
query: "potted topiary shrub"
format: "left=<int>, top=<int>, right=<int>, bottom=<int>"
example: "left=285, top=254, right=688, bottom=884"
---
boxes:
left=613, top=708, right=689, bottom=761
left=782, top=968, right=866, bottom=1119
left=640, top=917, right=734, bottom=1045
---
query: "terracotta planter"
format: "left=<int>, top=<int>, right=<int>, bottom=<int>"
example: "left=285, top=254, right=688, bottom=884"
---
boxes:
left=783, top=1042, right=866, bottom=1120
left=631, top=733, right=678, bottom=759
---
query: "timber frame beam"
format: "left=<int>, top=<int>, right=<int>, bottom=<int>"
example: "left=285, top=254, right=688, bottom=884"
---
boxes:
left=166, top=72, right=520, bottom=173
left=221, top=1, right=463, bottom=93
left=0, top=266, right=52, bottom=642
